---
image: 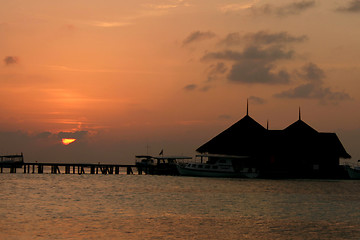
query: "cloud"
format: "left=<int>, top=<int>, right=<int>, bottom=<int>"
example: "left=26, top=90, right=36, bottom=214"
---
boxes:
left=202, top=44, right=294, bottom=85
left=244, top=31, right=308, bottom=45
left=92, top=21, right=132, bottom=27
left=146, top=1, right=191, bottom=10
left=33, top=131, right=90, bottom=142
left=249, top=96, right=266, bottom=104
left=202, top=45, right=294, bottom=62
left=184, top=84, right=197, bottom=91
left=36, top=132, right=52, bottom=139
left=220, top=3, right=256, bottom=13
left=207, top=62, right=228, bottom=81
left=182, top=31, right=216, bottom=46
left=252, top=0, right=316, bottom=17
left=219, top=31, right=308, bottom=46
left=337, top=0, right=360, bottom=13
left=296, top=62, right=325, bottom=83
left=4, top=56, right=19, bottom=65
left=275, top=84, right=351, bottom=103
left=228, top=60, right=290, bottom=84
left=218, top=32, right=242, bottom=46
left=197, top=31, right=306, bottom=86
left=57, top=131, right=89, bottom=140
left=275, top=63, right=351, bottom=104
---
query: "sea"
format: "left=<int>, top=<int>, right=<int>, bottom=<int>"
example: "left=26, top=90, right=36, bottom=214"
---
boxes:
left=2, top=173, right=360, bottom=240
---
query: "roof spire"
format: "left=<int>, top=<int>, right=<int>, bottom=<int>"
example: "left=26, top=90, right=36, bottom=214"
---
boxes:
left=299, top=107, right=301, bottom=120
left=246, top=99, right=249, bottom=116
left=266, top=119, right=269, bottom=130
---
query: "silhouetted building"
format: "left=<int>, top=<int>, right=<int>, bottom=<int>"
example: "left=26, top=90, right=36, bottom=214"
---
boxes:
left=196, top=111, right=351, bottom=178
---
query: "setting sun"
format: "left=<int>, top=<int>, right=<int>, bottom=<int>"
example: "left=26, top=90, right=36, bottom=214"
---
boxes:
left=62, top=138, right=76, bottom=145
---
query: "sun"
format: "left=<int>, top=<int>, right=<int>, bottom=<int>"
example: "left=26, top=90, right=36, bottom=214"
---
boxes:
left=62, top=138, right=76, bottom=145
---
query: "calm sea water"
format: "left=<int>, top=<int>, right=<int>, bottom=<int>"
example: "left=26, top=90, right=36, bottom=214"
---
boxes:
left=1, top=173, right=360, bottom=240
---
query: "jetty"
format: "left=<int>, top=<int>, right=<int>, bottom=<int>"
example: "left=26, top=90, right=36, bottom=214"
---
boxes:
left=1, top=162, right=140, bottom=175
left=0, top=153, right=189, bottom=175
left=21, top=163, right=137, bottom=175
left=0, top=154, right=142, bottom=175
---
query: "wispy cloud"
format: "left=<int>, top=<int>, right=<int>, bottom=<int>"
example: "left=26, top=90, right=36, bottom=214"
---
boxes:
left=336, top=0, right=360, bottom=13
left=4, top=56, right=19, bottom=65
left=275, top=63, right=351, bottom=104
left=202, top=45, right=295, bottom=62
left=249, top=96, right=266, bottom=104
left=219, top=31, right=307, bottom=46
left=207, top=62, right=228, bottom=82
left=182, top=31, right=216, bottom=46
left=45, top=65, right=122, bottom=73
left=145, top=0, right=191, bottom=9
left=220, top=1, right=257, bottom=13
left=249, top=0, right=316, bottom=17
left=91, top=21, right=133, bottom=28
left=183, top=84, right=197, bottom=91
left=57, top=130, right=89, bottom=140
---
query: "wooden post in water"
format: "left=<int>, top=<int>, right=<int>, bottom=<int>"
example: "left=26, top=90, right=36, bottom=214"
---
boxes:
left=78, top=166, right=85, bottom=174
left=138, top=166, right=142, bottom=175
left=115, top=166, right=119, bottom=174
left=38, top=164, right=43, bottom=174
left=90, top=166, right=95, bottom=174
left=127, top=166, right=133, bottom=175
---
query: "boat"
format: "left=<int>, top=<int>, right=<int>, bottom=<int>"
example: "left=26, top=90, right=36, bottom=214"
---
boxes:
left=344, top=160, right=360, bottom=179
left=135, top=155, right=192, bottom=175
left=176, top=154, right=259, bottom=178
left=135, top=155, right=155, bottom=174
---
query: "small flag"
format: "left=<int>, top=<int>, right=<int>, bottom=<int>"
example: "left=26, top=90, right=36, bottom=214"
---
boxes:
left=159, top=149, right=163, bottom=156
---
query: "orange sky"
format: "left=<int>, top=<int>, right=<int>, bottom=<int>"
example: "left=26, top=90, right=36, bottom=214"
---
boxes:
left=1, top=0, right=360, bottom=163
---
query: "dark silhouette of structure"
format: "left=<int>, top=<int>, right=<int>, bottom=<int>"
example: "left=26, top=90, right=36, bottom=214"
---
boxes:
left=197, top=108, right=351, bottom=178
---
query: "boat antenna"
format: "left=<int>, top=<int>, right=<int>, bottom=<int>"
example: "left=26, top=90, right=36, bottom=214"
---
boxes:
left=246, top=99, right=249, bottom=116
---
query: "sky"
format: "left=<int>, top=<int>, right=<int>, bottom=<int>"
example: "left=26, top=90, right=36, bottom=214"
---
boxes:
left=1, top=0, right=360, bottom=164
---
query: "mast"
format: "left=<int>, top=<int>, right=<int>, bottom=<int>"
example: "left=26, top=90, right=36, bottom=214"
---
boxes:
left=246, top=99, right=249, bottom=116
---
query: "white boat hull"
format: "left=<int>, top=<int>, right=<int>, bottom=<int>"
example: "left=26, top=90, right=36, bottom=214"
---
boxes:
left=176, top=165, right=241, bottom=178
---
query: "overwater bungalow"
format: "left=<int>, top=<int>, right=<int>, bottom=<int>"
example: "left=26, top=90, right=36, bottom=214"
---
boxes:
left=196, top=110, right=351, bottom=179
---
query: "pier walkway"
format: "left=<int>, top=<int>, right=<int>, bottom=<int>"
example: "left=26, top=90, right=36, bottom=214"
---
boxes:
left=0, top=162, right=145, bottom=175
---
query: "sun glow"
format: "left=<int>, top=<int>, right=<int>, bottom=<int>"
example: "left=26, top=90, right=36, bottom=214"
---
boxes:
left=62, top=138, right=76, bottom=145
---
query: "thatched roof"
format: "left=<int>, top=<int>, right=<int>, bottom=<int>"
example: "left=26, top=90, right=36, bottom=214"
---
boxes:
left=196, top=114, right=351, bottom=159
left=284, top=119, right=318, bottom=134
left=196, top=114, right=266, bottom=156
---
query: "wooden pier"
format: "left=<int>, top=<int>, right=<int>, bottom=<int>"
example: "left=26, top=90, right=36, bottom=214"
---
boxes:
left=0, top=162, right=146, bottom=175
left=0, top=154, right=186, bottom=175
